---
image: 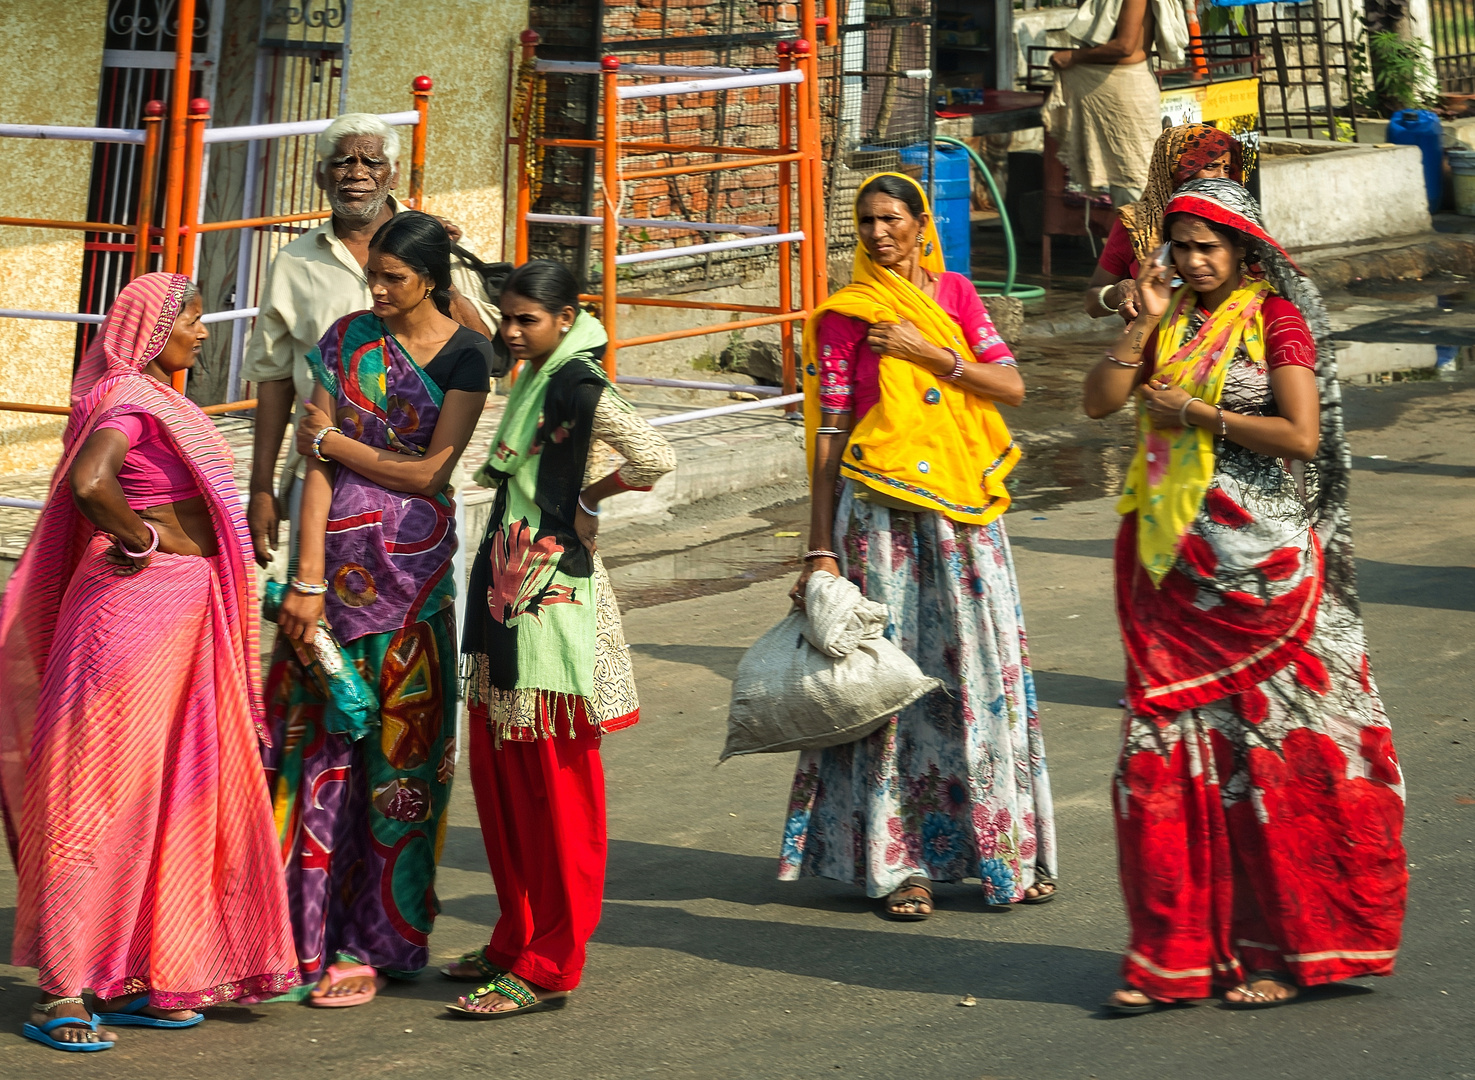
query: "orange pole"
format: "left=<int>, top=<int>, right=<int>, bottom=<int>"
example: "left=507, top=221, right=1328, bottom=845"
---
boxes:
left=620, top=153, right=805, bottom=181
left=792, top=40, right=816, bottom=320
left=1185, top=0, right=1210, bottom=80
left=776, top=42, right=797, bottom=410
left=0, top=401, right=72, bottom=416
left=823, top=0, right=839, bottom=46
left=795, top=34, right=828, bottom=305
left=615, top=312, right=805, bottom=350
left=191, top=209, right=332, bottom=233
left=177, top=97, right=210, bottom=278
left=0, top=217, right=136, bottom=233
left=579, top=294, right=780, bottom=314
left=160, top=0, right=196, bottom=275
left=132, top=100, right=164, bottom=277
left=514, top=30, right=539, bottom=264
left=601, top=56, right=620, bottom=380
left=409, top=75, right=433, bottom=209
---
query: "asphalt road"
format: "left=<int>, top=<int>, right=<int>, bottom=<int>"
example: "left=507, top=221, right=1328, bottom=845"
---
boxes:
left=0, top=367, right=1471, bottom=1080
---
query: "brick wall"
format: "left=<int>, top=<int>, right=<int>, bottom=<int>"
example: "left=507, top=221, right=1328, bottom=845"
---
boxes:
left=524, top=0, right=850, bottom=294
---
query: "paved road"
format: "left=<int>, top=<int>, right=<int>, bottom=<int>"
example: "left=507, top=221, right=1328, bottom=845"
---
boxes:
left=1, top=370, right=1471, bottom=1079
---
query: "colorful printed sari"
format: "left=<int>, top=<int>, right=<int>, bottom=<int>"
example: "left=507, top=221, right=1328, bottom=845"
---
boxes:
left=782, top=174, right=1057, bottom=902
left=1112, top=180, right=1406, bottom=1001
left=0, top=272, right=298, bottom=1006
left=262, top=311, right=459, bottom=988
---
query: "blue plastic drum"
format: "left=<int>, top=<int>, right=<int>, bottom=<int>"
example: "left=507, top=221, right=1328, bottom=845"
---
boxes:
left=898, top=142, right=972, bottom=276
left=1388, top=108, right=1445, bottom=211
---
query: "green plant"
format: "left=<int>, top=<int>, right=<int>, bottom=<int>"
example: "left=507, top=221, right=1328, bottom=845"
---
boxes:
left=1359, top=30, right=1440, bottom=115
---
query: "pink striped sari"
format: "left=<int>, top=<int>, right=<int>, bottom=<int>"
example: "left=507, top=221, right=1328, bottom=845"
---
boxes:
left=0, top=273, right=298, bottom=1006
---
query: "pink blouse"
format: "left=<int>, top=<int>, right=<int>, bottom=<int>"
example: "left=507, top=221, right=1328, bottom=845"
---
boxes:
left=94, top=411, right=198, bottom=509
left=815, top=271, right=1015, bottom=420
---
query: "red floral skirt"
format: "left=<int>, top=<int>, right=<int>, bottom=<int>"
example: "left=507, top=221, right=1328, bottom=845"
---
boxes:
left=1113, top=511, right=1406, bottom=1001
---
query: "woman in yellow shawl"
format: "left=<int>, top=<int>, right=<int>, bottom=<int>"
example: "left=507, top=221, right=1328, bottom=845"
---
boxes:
left=778, top=173, right=1058, bottom=920
left=1083, top=179, right=1405, bottom=1014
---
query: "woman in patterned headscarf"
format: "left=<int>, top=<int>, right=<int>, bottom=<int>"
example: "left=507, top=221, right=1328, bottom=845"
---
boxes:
left=1085, top=123, right=1249, bottom=321
left=0, top=273, right=298, bottom=1051
left=1083, top=179, right=1406, bottom=1014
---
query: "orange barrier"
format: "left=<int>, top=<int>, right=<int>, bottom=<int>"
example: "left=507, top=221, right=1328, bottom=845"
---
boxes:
left=510, top=22, right=831, bottom=411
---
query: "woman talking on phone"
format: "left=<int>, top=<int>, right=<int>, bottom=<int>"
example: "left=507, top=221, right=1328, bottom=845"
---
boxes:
left=1083, top=179, right=1406, bottom=1014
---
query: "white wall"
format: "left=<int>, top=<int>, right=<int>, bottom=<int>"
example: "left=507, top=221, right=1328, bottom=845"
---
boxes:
left=1259, top=140, right=1431, bottom=250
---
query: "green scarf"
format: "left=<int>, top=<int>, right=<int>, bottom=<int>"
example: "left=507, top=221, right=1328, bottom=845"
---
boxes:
left=468, top=311, right=619, bottom=728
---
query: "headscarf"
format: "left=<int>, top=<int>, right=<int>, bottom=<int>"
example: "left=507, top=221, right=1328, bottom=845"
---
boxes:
left=1117, top=179, right=1349, bottom=587
left=70, top=271, right=188, bottom=404
left=0, top=274, right=261, bottom=857
left=802, top=173, right=1019, bottom=526
left=1119, top=124, right=1251, bottom=267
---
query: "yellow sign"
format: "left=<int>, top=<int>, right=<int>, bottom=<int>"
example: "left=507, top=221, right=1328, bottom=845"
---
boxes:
left=1202, top=78, right=1260, bottom=122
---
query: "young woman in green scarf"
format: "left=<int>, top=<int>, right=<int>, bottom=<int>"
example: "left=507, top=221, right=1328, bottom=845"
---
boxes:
left=448, top=261, right=674, bottom=1018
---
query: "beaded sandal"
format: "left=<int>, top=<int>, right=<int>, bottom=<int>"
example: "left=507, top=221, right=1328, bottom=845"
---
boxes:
left=445, top=974, right=569, bottom=1019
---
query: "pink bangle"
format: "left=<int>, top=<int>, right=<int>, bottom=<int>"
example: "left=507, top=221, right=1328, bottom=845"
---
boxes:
left=941, top=348, right=965, bottom=381
left=119, top=522, right=159, bottom=560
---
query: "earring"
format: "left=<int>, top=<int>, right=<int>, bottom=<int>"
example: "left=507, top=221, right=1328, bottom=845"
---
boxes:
left=917, top=233, right=925, bottom=242
left=423, top=288, right=433, bottom=298
left=560, top=326, right=569, bottom=335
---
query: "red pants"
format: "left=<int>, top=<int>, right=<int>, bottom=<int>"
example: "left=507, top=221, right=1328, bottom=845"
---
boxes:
left=468, top=708, right=606, bottom=992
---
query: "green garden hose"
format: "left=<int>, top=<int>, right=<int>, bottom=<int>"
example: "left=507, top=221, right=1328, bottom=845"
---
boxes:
left=932, top=134, right=1046, bottom=305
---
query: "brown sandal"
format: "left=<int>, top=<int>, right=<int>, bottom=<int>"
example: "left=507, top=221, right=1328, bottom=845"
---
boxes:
left=884, top=875, right=934, bottom=921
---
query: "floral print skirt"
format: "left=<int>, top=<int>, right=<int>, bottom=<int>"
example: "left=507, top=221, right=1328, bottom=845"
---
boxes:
left=778, top=481, right=1058, bottom=900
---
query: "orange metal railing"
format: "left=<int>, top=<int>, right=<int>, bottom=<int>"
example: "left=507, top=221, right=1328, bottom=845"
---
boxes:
left=510, top=18, right=831, bottom=411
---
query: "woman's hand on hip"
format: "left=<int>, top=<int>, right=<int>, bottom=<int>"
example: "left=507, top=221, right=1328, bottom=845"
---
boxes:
left=1139, top=379, right=1194, bottom=428
left=575, top=502, right=599, bottom=553
left=294, top=400, right=334, bottom=458
left=865, top=320, right=939, bottom=369
left=790, top=555, right=840, bottom=608
left=278, top=589, right=326, bottom=645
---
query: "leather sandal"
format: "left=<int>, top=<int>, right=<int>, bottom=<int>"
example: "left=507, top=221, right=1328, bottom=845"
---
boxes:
left=884, top=875, right=934, bottom=921
left=1224, top=971, right=1300, bottom=1010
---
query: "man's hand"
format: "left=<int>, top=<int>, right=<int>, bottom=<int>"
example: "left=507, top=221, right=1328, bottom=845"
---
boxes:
left=1050, top=49, right=1075, bottom=70
left=248, top=490, right=280, bottom=568
left=436, top=216, right=464, bottom=245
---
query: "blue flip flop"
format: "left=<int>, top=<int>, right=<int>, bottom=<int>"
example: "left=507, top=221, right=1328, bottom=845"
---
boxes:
left=22, top=1014, right=113, bottom=1051
left=94, top=996, right=203, bottom=1028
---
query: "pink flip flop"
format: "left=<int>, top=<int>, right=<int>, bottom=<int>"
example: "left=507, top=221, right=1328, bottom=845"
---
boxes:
left=308, top=962, right=387, bottom=1008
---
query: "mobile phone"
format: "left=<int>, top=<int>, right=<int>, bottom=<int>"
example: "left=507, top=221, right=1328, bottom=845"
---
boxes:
left=1150, top=241, right=1171, bottom=269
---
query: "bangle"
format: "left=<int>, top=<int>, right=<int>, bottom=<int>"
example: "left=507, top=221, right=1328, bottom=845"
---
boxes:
left=119, top=521, right=159, bottom=560
left=311, top=425, right=342, bottom=462
left=815, top=426, right=849, bottom=435
left=291, top=579, right=329, bottom=596
left=1105, top=352, right=1142, bottom=368
left=1178, top=395, right=1204, bottom=427
left=940, top=348, right=966, bottom=381
left=1217, top=406, right=1227, bottom=437
left=803, top=549, right=840, bottom=562
left=1097, top=284, right=1120, bottom=313
left=577, top=496, right=601, bottom=517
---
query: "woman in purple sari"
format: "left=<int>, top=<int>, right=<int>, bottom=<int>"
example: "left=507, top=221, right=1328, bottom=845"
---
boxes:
left=269, top=211, right=493, bottom=1007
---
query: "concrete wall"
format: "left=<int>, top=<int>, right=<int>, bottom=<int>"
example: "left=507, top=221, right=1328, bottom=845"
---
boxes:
left=0, top=2, right=108, bottom=474
left=1260, top=139, right=1432, bottom=251
left=346, top=1, right=528, bottom=261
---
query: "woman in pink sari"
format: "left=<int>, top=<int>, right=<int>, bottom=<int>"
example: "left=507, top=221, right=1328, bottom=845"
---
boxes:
left=0, top=273, right=298, bottom=1052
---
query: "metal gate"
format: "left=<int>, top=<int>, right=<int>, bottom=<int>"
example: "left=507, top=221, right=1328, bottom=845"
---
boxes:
left=1431, top=0, right=1475, bottom=93
left=1250, top=0, right=1359, bottom=142
left=79, top=0, right=218, bottom=358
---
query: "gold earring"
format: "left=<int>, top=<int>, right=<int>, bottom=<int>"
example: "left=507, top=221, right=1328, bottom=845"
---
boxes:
left=424, top=288, right=433, bottom=298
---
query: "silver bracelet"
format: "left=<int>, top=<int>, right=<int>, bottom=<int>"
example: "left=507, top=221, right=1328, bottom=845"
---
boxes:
left=1105, top=352, right=1142, bottom=369
left=291, top=579, right=329, bottom=596
left=1097, top=284, right=1120, bottom=313
left=1179, top=396, right=1204, bottom=427
left=941, top=348, right=965, bottom=381
left=815, top=426, right=850, bottom=435
left=578, top=496, right=601, bottom=517
left=803, top=549, right=840, bottom=562
left=1217, top=405, right=1228, bottom=436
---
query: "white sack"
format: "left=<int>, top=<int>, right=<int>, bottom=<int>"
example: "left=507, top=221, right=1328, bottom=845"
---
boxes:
left=720, top=572, right=943, bottom=762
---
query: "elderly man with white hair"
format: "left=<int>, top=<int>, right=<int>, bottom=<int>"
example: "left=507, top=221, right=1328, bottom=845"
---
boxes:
left=242, top=112, right=500, bottom=567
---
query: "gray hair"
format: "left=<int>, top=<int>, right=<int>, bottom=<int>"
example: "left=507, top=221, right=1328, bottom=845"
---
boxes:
left=180, top=279, right=200, bottom=307
left=315, top=112, right=401, bottom=171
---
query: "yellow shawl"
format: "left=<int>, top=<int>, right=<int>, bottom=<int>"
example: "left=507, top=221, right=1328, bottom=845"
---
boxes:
left=802, top=173, right=1018, bottom=526
left=1118, top=277, right=1272, bottom=583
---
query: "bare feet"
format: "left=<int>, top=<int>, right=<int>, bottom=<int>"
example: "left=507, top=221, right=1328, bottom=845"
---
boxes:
left=454, top=974, right=568, bottom=1015
left=1224, top=974, right=1299, bottom=1007
left=30, top=996, right=116, bottom=1045
left=97, top=993, right=199, bottom=1024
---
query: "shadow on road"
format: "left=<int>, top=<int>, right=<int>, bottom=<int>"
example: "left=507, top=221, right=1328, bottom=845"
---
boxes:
left=629, top=642, right=747, bottom=680
left=1033, top=671, right=1122, bottom=708
left=1357, top=560, right=1475, bottom=611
